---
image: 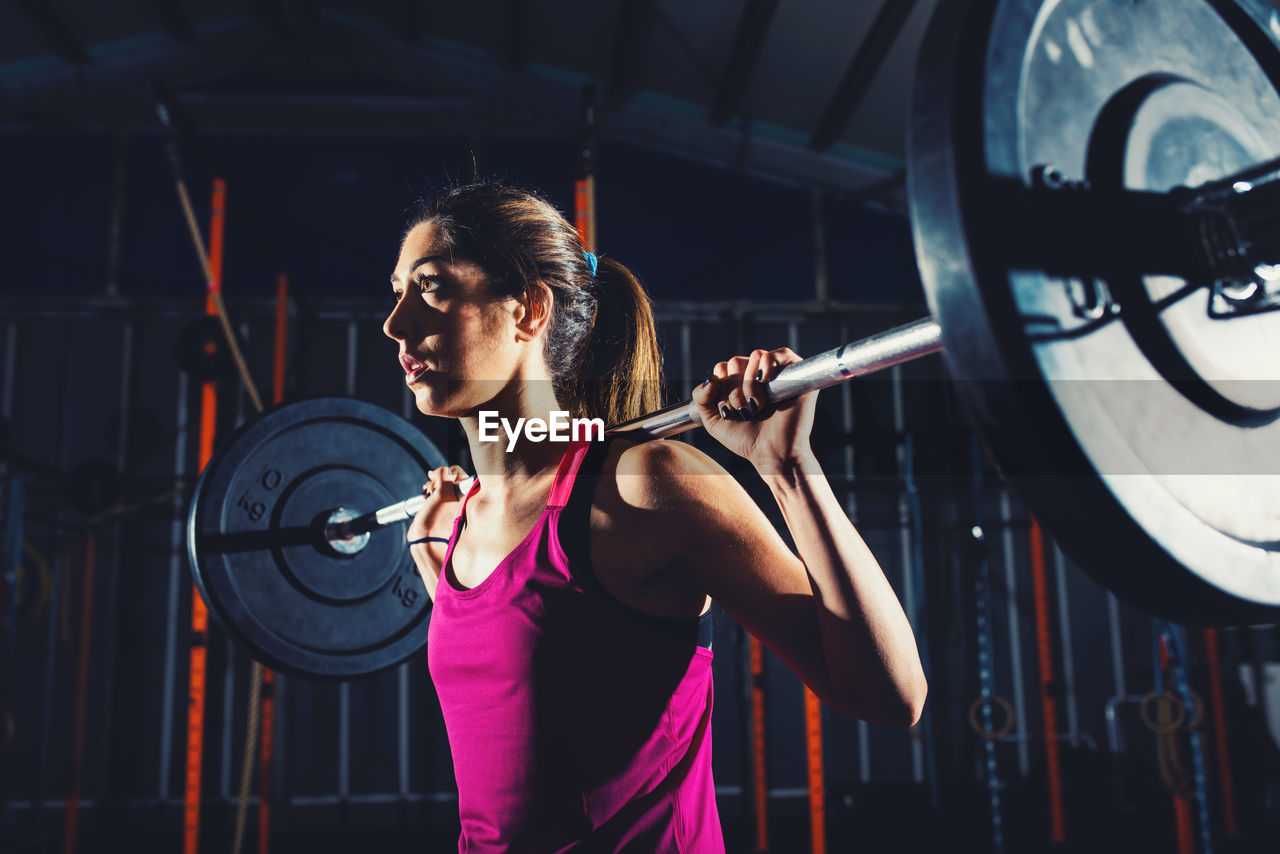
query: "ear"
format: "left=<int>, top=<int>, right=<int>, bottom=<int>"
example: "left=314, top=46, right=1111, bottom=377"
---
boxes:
left=511, top=281, right=553, bottom=343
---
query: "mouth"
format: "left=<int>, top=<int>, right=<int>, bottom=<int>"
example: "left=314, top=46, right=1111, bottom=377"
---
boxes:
left=400, top=353, right=438, bottom=385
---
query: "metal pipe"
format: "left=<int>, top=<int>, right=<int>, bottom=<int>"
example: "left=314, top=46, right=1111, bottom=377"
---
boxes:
left=326, top=316, right=943, bottom=543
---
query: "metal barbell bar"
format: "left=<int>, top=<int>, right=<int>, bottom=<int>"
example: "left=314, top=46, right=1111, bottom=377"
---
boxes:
left=322, top=316, right=944, bottom=548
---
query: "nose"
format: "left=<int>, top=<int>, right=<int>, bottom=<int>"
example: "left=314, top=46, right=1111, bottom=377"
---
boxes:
left=383, top=294, right=415, bottom=342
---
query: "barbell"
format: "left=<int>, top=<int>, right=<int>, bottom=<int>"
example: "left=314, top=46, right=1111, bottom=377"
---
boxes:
left=188, top=0, right=1280, bottom=679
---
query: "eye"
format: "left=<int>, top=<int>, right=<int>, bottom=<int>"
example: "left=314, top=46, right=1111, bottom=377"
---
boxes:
left=390, top=288, right=404, bottom=305
left=414, top=275, right=441, bottom=297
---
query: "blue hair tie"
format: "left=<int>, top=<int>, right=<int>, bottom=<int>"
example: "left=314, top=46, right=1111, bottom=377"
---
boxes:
left=583, top=251, right=598, bottom=277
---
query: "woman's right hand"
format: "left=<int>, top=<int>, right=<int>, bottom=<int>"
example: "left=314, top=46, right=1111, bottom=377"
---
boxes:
left=407, top=465, right=470, bottom=595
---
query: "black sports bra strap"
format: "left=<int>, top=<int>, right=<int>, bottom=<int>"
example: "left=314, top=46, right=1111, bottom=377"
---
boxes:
left=560, top=439, right=713, bottom=651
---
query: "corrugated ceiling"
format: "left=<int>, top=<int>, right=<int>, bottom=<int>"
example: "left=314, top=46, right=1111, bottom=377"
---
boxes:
left=0, top=0, right=943, bottom=200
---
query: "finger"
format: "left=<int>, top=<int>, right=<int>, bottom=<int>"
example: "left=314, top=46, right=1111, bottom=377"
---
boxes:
left=711, top=364, right=736, bottom=421
left=442, top=465, right=471, bottom=497
left=423, top=466, right=457, bottom=501
left=692, top=360, right=730, bottom=420
left=720, top=355, right=751, bottom=420
left=743, top=350, right=767, bottom=417
left=723, top=384, right=749, bottom=421
left=770, top=346, right=802, bottom=366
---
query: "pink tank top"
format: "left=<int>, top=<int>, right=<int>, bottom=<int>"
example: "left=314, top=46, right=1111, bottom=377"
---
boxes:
left=427, top=438, right=724, bottom=853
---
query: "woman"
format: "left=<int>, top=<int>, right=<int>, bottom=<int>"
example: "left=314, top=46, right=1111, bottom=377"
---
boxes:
left=383, top=183, right=926, bottom=852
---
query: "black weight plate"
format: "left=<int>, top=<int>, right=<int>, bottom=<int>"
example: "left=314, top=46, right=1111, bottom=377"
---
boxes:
left=188, top=397, right=448, bottom=679
left=910, top=0, right=1280, bottom=623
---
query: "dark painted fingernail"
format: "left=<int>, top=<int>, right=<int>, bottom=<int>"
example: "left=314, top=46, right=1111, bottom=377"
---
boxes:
left=701, top=374, right=711, bottom=388
left=737, top=407, right=750, bottom=421
left=754, top=370, right=763, bottom=382
left=719, top=404, right=730, bottom=420
left=748, top=398, right=759, bottom=413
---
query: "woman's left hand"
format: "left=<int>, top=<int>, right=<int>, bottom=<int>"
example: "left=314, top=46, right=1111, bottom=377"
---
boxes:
left=690, top=347, right=818, bottom=470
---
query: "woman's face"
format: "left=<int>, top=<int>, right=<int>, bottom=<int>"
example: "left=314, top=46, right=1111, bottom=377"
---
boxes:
left=384, top=221, right=530, bottom=417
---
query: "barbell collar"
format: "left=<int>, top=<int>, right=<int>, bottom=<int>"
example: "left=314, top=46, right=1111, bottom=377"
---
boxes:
left=326, top=487, right=469, bottom=543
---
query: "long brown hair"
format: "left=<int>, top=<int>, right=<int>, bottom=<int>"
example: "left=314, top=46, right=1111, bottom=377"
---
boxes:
left=406, top=183, right=663, bottom=425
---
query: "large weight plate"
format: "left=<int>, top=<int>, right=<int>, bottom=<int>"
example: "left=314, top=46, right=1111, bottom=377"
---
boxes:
left=910, top=0, right=1280, bottom=623
left=188, top=398, right=448, bottom=678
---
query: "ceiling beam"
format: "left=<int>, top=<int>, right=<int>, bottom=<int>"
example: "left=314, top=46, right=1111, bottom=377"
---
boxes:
left=809, top=0, right=917, bottom=152
left=651, top=4, right=716, bottom=85
left=15, top=0, right=92, bottom=66
left=708, top=0, right=780, bottom=126
left=0, top=12, right=903, bottom=203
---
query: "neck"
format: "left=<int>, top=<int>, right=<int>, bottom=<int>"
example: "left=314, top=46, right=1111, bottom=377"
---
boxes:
left=458, top=379, right=571, bottom=503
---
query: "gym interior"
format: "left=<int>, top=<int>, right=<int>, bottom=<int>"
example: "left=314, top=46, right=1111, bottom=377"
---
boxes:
left=3, top=1, right=1280, bottom=852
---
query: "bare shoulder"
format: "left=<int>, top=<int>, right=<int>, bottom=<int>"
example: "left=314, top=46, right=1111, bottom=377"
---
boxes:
left=587, top=438, right=767, bottom=615
left=597, top=438, right=772, bottom=568
left=608, top=438, right=736, bottom=510
left=599, top=438, right=814, bottom=616
left=584, top=438, right=743, bottom=569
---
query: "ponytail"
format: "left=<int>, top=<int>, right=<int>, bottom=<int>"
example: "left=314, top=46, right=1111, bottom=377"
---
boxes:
left=569, top=257, right=664, bottom=426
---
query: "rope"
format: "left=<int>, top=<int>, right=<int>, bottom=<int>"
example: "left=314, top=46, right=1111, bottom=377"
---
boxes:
left=86, top=483, right=190, bottom=526
left=9, top=539, right=51, bottom=631
left=231, top=662, right=264, bottom=854
left=163, top=142, right=264, bottom=413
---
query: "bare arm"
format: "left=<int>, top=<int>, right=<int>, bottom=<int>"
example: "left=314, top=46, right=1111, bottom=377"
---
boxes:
left=651, top=346, right=928, bottom=724
left=406, top=465, right=469, bottom=601
left=620, top=439, right=925, bottom=725
left=759, top=453, right=926, bottom=724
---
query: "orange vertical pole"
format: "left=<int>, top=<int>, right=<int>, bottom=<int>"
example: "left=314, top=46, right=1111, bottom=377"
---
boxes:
left=803, top=689, right=826, bottom=854
left=574, top=178, right=595, bottom=252
left=1174, top=797, right=1195, bottom=854
left=271, top=273, right=288, bottom=407
left=185, top=177, right=226, bottom=854
left=574, top=85, right=597, bottom=253
left=1203, top=628, right=1238, bottom=837
left=749, top=637, right=769, bottom=851
left=257, top=684, right=274, bottom=854
left=62, top=532, right=97, bottom=854
left=1029, top=519, right=1065, bottom=843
